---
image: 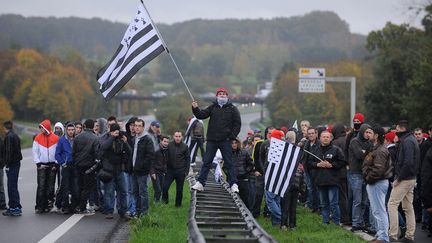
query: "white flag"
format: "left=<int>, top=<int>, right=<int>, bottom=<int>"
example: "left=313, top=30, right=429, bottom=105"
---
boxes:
left=97, top=4, right=166, bottom=100
left=264, top=138, right=301, bottom=197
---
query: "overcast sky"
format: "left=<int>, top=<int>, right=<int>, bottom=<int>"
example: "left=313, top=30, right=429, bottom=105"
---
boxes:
left=0, top=0, right=427, bottom=34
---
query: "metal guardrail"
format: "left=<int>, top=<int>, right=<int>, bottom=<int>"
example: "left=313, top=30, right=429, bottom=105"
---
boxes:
left=187, top=164, right=276, bottom=243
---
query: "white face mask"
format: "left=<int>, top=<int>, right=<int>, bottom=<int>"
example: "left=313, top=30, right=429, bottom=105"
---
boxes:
left=217, top=97, right=228, bottom=106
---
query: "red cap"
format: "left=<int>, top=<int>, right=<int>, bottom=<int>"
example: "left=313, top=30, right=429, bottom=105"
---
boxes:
left=280, top=126, right=288, bottom=134
left=385, top=131, right=396, bottom=143
left=270, top=129, right=284, bottom=140
left=216, top=87, right=228, bottom=96
left=353, top=113, right=364, bottom=123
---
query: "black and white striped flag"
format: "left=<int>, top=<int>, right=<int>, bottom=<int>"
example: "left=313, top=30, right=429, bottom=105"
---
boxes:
left=264, top=138, right=301, bottom=197
left=97, top=4, right=166, bottom=100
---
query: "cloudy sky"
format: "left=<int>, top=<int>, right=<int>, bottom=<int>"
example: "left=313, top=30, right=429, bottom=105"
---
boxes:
left=0, top=0, right=427, bottom=34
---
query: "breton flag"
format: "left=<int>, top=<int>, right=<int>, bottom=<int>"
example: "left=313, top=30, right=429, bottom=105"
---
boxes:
left=264, top=138, right=301, bottom=197
left=97, top=4, right=166, bottom=100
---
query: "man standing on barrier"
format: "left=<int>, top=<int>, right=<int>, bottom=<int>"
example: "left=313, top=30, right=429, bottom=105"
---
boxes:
left=191, top=87, right=241, bottom=193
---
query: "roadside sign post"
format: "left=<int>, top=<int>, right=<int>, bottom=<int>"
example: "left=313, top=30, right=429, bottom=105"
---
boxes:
left=299, top=68, right=356, bottom=127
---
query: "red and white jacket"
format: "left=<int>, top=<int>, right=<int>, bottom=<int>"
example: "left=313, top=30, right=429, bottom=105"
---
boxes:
left=32, top=119, right=59, bottom=164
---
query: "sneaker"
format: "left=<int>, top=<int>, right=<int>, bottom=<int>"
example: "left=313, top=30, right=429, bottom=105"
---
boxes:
left=399, top=237, right=414, bottom=243
left=120, top=214, right=132, bottom=221
left=231, top=183, right=239, bottom=193
left=35, top=208, right=45, bottom=214
left=191, top=181, right=204, bottom=191
left=280, top=225, right=288, bottom=231
left=50, top=206, right=61, bottom=213
left=3, top=208, right=22, bottom=216
left=105, top=213, right=114, bottom=219
left=80, top=209, right=95, bottom=216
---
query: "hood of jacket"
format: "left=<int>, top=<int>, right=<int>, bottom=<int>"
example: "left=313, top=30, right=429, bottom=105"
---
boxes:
left=39, top=119, right=52, bottom=135
left=54, top=122, right=64, bottom=134
left=357, top=123, right=371, bottom=142
left=332, top=123, right=346, bottom=139
left=97, top=118, right=108, bottom=134
left=125, top=116, right=138, bottom=134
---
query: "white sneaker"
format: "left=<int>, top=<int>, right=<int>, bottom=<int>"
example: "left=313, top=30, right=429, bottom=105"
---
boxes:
left=191, top=181, right=204, bottom=191
left=231, top=183, right=239, bottom=193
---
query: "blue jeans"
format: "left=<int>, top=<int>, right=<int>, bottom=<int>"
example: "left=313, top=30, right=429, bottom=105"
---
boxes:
left=6, top=162, right=21, bottom=209
left=348, top=171, right=367, bottom=226
left=133, top=174, right=149, bottom=215
left=265, top=191, right=281, bottom=225
left=318, top=185, right=340, bottom=225
left=126, top=173, right=136, bottom=215
left=103, top=171, right=128, bottom=215
left=367, top=180, right=389, bottom=242
left=305, top=171, right=319, bottom=210
left=198, top=140, right=237, bottom=186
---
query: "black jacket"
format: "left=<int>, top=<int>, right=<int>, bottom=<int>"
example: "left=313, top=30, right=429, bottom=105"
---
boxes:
left=421, top=147, right=432, bottom=208
left=0, top=137, right=4, bottom=168
left=3, top=130, right=23, bottom=167
left=308, top=144, right=346, bottom=186
left=132, top=135, right=155, bottom=175
left=167, top=141, right=190, bottom=174
left=301, top=140, right=321, bottom=175
left=192, top=101, right=241, bottom=142
left=395, top=131, right=420, bottom=181
left=72, top=129, right=100, bottom=167
left=233, top=148, right=254, bottom=179
left=151, top=145, right=168, bottom=175
left=348, top=124, right=372, bottom=173
left=100, top=135, right=131, bottom=172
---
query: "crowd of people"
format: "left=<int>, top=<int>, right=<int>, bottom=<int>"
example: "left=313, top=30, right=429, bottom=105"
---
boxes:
left=0, top=116, right=191, bottom=220
left=0, top=87, right=431, bottom=243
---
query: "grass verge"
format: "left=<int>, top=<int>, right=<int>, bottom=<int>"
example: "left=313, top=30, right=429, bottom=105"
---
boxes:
left=129, top=181, right=190, bottom=242
left=257, top=206, right=366, bottom=243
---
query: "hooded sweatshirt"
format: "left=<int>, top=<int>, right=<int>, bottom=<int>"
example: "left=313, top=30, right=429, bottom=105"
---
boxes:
left=33, top=119, right=59, bottom=164
left=54, top=122, right=65, bottom=137
left=348, top=124, right=372, bottom=173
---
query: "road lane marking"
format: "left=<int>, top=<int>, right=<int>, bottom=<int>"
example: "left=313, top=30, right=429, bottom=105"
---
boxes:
left=38, top=214, right=84, bottom=243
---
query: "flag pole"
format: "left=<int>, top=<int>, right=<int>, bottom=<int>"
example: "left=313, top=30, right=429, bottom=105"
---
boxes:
left=140, top=0, right=195, bottom=101
left=302, top=148, right=323, bottom=162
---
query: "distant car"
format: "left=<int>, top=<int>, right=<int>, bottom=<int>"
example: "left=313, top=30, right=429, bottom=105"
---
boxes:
left=151, top=91, right=167, bottom=97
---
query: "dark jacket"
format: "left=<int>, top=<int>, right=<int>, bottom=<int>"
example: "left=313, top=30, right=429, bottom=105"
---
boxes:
left=308, top=144, right=346, bottom=186
left=192, top=101, right=241, bottom=142
left=55, top=135, right=73, bottom=165
left=395, top=131, right=420, bottom=181
left=131, top=135, right=155, bottom=175
left=0, top=137, right=4, bottom=168
left=259, top=139, right=271, bottom=172
left=288, top=164, right=304, bottom=191
left=348, top=124, right=372, bottom=173
left=421, top=147, right=432, bottom=208
left=3, top=130, right=22, bottom=167
left=72, top=129, right=100, bottom=167
left=362, top=143, right=393, bottom=184
left=332, top=123, right=346, bottom=151
left=167, top=141, right=190, bottom=174
left=252, top=139, right=264, bottom=174
left=151, top=144, right=168, bottom=175
left=100, top=135, right=131, bottom=172
left=301, top=139, right=321, bottom=175
left=233, top=148, right=254, bottom=179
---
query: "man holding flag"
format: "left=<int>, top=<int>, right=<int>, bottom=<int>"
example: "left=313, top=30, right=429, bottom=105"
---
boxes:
left=191, top=88, right=241, bottom=193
